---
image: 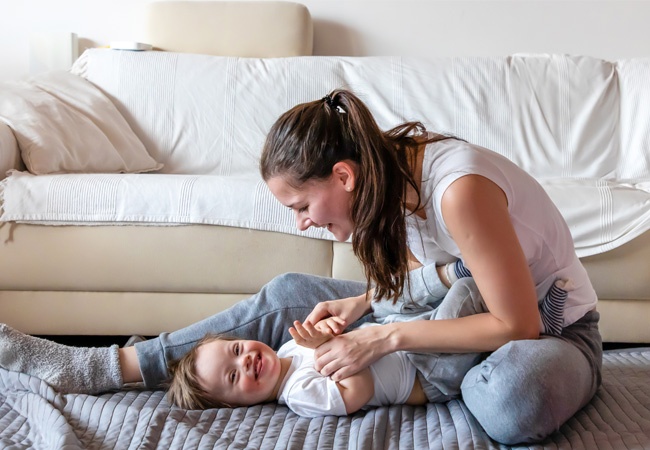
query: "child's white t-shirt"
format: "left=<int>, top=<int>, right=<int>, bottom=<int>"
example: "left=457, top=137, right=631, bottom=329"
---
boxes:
left=276, top=332, right=417, bottom=418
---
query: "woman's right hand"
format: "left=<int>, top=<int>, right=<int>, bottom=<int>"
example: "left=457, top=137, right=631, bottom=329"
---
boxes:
left=304, top=292, right=372, bottom=334
left=313, top=323, right=392, bottom=381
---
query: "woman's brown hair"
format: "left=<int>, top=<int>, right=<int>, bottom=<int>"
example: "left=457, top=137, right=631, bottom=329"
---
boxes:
left=260, top=89, right=448, bottom=303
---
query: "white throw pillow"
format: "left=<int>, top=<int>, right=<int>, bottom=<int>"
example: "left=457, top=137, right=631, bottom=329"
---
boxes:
left=0, top=70, right=162, bottom=174
left=0, top=122, right=22, bottom=178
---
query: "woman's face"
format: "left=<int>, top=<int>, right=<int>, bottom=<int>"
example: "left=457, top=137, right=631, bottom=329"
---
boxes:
left=267, top=165, right=355, bottom=242
left=194, top=339, right=282, bottom=407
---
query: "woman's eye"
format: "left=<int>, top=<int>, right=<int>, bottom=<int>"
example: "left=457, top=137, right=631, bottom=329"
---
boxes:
left=297, top=206, right=307, bottom=213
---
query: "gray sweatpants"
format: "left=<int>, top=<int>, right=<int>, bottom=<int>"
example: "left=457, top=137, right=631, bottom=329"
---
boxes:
left=135, top=270, right=601, bottom=445
left=371, top=269, right=602, bottom=444
left=372, top=275, right=489, bottom=403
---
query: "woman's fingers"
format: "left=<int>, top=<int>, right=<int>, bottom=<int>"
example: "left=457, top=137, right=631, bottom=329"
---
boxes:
left=313, top=326, right=385, bottom=380
left=313, top=343, right=332, bottom=372
left=324, top=363, right=354, bottom=381
left=305, top=302, right=332, bottom=324
left=313, top=338, right=352, bottom=377
left=315, top=349, right=356, bottom=381
left=305, top=296, right=365, bottom=326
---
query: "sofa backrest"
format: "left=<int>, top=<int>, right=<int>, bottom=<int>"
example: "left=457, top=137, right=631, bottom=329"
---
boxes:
left=73, top=51, right=650, bottom=183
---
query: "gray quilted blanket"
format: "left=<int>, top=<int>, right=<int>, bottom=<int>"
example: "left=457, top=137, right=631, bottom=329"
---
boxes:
left=1, top=348, right=649, bottom=449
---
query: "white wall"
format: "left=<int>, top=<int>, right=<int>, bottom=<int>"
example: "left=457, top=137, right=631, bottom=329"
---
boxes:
left=308, top=1, right=650, bottom=59
left=2, top=0, right=650, bottom=82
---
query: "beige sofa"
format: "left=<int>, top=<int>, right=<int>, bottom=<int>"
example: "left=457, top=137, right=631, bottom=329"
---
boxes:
left=0, top=1, right=361, bottom=338
left=1, top=1, right=648, bottom=344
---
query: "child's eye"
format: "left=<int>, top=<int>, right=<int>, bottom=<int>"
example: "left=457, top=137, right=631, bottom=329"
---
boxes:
left=230, top=371, right=237, bottom=384
left=297, top=206, right=307, bottom=214
left=234, top=343, right=240, bottom=356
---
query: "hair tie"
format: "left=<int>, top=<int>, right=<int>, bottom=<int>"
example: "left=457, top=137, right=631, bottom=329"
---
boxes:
left=322, top=94, right=333, bottom=107
left=322, top=93, right=346, bottom=114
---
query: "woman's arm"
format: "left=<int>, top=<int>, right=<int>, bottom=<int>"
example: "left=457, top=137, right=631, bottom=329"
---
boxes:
left=313, top=175, right=541, bottom=380
left=440, top=174, right=540, bottom=340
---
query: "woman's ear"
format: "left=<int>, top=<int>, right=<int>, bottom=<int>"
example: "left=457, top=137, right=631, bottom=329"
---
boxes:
left=332, top=161, right=357, bottom=192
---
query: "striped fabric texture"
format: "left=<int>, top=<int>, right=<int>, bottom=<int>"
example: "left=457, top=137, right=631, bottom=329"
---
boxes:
left=454, top=260, right=567, bottom=335
left=2, top=348, right=649, bottom=449
left=539, top=283, right=569, bottom=336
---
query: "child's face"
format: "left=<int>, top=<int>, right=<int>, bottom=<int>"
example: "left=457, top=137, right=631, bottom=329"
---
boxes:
left=194, top=339, right=282, bottom=407
left=267, top=172, right=354, bottom=242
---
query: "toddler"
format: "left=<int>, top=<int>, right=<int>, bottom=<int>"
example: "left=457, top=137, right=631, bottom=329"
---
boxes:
left=167, top=319, right=427, bottom=417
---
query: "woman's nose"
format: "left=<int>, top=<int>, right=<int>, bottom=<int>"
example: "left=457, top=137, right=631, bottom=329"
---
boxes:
left=295, top=212, right=312, bottom=231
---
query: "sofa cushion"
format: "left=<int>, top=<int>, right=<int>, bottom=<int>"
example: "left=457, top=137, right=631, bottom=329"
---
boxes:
left=540, top=178, right=650, bottom=257
left=0, top=170, right=334, bottom=241
left=0, top=71, right=162, bottom=175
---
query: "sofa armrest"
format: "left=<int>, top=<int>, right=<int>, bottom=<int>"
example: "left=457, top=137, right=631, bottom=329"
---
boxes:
left=0, top=122, right=22, bottom=178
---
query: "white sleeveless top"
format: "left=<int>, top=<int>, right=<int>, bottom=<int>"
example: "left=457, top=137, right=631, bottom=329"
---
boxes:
left=406, top=138, right=597, bottom=327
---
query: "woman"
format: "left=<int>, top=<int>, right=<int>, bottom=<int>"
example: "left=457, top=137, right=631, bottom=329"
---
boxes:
left=0, top=89, right=601, bottom=445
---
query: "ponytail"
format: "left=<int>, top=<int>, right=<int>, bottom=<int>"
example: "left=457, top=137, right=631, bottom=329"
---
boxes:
left=261, top=89, right=448, bottom=303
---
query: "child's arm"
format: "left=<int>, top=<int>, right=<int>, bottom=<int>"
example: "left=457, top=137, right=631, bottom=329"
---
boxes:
left=336, top=367, right=374, bottom=414
left=290, top=320, right=375, bottom=413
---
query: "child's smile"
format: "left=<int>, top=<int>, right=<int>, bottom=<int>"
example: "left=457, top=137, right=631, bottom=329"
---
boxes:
left=194, top=339, right=283, bottom=406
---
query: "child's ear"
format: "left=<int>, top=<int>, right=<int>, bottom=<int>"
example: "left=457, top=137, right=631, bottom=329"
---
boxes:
left=332, top=160, right=356, bottom=192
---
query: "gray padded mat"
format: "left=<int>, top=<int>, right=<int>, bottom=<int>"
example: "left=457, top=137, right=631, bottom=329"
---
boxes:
left=1, top=347, right=649, bottom=449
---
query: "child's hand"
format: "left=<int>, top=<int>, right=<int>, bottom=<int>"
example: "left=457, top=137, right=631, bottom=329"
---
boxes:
left=314, top=316, right=346, bottom=336
left=289, top=319, right=341, bottom=349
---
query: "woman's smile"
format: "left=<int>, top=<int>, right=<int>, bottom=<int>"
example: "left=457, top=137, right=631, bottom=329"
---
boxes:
left=266, top=173, right=354, bottom=242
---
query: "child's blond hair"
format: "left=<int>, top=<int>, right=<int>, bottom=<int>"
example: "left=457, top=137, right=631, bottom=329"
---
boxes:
left=166, top=334, right=236, bottom=410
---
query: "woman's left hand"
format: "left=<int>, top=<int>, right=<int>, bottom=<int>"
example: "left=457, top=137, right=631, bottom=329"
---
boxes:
left=313, top=324, right=392, bottom=381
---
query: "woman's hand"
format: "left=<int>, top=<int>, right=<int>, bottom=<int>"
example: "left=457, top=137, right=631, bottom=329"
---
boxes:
left=313, top=324, right=393, bottom=381
left=304, top=293, right=372, bottom=334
